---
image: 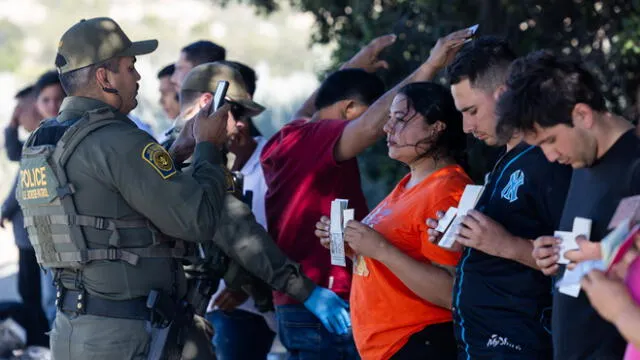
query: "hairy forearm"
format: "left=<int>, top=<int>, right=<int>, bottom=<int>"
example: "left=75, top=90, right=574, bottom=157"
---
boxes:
left=378, top=243, right=454, bottom=309
left=502, top=236, right=537, bottom=269
left=614, top=301, right=640, bottom=349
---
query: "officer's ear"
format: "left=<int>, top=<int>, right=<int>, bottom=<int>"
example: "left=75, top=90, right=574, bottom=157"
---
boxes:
left=198, top=92, right=213, bottom=111
left=95, top=67, right=110, bottom=90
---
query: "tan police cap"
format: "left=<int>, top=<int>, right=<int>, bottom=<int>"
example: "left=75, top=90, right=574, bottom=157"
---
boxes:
left=56, top=17, right=158, bottom=74
left=181, top=62, right=265, bottom=117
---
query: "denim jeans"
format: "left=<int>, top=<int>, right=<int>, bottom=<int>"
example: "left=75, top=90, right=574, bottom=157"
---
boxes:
left=206, top=309, right=276, bottom=360
left=276, top=304, right=360, bottom=360
left=41, top=269, right=56, bottom=326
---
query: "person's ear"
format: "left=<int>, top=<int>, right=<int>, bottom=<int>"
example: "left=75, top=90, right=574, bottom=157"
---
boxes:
left=493, top=84, right=507, bottom=101
left=572, top=103, right=595, bottom=129
left=344, top=100, right=365, bottom=121
left=95, top=67, right=111, bottom=90
left=198, top=92, right=213, bottom=110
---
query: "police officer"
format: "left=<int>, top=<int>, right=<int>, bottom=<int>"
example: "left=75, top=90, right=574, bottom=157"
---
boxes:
left=18, top=17, right=232, bottom=359
left=168, top=62, right=355, bottom=337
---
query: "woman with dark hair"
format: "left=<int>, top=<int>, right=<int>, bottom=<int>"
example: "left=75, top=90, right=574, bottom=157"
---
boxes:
left=316, top=82, right=471, bottom=360
left=34, top=70, right=65, bottom=119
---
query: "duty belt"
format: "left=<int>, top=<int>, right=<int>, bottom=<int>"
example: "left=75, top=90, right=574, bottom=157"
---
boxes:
left=58, top=289, right=151, bottom=321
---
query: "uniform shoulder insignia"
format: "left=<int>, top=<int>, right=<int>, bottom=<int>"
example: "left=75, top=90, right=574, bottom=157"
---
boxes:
left=142, top=142, right=177, bottom=179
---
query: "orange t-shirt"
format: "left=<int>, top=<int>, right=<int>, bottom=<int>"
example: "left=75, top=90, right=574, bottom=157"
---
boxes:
left=350, top=164, right=472, bottom=360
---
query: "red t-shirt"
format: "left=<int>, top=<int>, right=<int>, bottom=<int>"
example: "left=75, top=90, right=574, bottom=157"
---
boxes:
left=261, top=119, right=369, bottom=305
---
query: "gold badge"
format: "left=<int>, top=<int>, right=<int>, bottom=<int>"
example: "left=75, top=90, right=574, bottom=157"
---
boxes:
left=142, top=143, right=177, bottom=179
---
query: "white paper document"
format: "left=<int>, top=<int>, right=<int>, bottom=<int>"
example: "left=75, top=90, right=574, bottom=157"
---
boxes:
left=557, top=217, right=593, bottom=297
left=330, top=199, right=350, bottom=267
left=438, top=185, right=485, bottom=248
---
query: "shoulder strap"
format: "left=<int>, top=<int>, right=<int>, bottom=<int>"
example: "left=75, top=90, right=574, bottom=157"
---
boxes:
left=54, top=107, right=122, bottom=167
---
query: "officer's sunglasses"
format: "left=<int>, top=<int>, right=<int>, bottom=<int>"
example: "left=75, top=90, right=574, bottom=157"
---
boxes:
left=225, top=99, right=249, bottom=121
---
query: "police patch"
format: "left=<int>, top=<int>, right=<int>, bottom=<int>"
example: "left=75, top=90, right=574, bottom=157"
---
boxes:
left=142, top=143, right=177, bottom=179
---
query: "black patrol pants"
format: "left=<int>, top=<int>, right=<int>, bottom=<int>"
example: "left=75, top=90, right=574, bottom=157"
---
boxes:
left=17, top=249, right=49, bottom=347
left=391, top=322, right=457, bottom=360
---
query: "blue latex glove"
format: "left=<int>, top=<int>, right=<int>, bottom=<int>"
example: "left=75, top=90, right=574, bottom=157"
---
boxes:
left=303, top=286, right=351, bottom=335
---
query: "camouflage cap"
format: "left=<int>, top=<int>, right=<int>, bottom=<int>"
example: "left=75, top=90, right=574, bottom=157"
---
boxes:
left=56, top=17, right=158, bottom=74
left=181, top=62, right=265, bottom=117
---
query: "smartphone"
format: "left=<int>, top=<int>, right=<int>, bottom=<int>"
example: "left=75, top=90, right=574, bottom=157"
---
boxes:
left=210, top=80, right=229, bottom=116
left=464, top=24, right=479, bottom=43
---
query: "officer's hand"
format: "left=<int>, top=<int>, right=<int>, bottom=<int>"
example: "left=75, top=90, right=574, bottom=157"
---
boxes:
left=341, top=34, right=396, bottom=73
left=169, top=118, right=195, bottom=164
left=425, top=27, right=473, bottom=71
left=315, top=216, right=356, bottom=259
left=214, top=288, right=249, bottom=312
left=532, top=236, right=560, bottom=276
left=0, top=216, right=7, bottom=229
left=193, top=101, right=232, bottom=148
left=303, top=286, right=351, bottom=335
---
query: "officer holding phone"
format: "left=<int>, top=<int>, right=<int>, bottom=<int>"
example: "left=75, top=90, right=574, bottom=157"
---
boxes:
left=167, top=62, right=354, bottom=340
left=19, top=17, right=234, bottom=359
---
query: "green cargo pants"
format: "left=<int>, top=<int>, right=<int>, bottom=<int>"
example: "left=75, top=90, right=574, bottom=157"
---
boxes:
left=50, top=311, right=216, bottom=359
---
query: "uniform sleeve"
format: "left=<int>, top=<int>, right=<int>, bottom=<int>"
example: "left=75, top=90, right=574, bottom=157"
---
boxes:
left=211, top=194, right=316, bottom=302
left=536, top=162, right=573, bottom=233
left=4, top=126, right=23, bottom=162
left=95, top=125, right=228, bottom=243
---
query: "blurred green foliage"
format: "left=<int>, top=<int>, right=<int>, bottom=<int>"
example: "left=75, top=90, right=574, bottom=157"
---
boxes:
left=239, top=0, right=640, bottom=205
left=0, top=20, right=24, bottom=72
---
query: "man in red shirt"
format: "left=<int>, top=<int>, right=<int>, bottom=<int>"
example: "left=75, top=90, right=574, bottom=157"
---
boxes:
left=261, top=29, right=473, bottom=359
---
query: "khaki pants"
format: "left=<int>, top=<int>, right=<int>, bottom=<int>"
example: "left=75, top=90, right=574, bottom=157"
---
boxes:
left=50, top=311, right=215, bottom=360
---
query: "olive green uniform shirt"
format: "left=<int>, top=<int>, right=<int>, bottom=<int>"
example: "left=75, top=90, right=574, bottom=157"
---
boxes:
left=53, top=96, right=228, bottom=300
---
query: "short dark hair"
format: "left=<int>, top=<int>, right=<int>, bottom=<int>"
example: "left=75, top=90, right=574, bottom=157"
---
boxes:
left=181, top=41, right=226, bottom=66
left=446, top=36, right=516, bottom=91
left=34, top=70, right=62, bottom=96
left=157, top=64, right=175, bottom=79
left=398, top=82, right=467, bottom=166
left=225, top=61, right=257, bottom=97
left=179, top=89, right=202, bottom=108
left=496, top=50, right=607, bottom=139
left=314, top=69, right=385, bottom=110
left=15, top=85, right=35, bottom=99
left=59, top=59, right=119, bottom=95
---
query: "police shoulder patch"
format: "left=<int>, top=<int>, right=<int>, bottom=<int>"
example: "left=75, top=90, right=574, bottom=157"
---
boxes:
left=142, top=143, right=177, bottom=179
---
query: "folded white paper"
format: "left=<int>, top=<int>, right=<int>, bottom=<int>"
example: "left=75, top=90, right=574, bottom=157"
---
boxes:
left=438, top=185, right=484, bottom=248
left=330, top=199, right=350, bottom=267
left=555, top=231, right=578, bottom=265
left=435, top=207, right=458, bottom=233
